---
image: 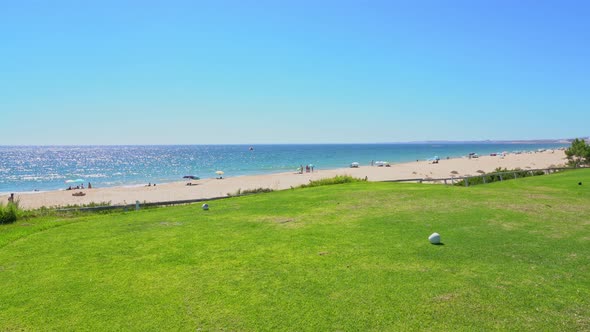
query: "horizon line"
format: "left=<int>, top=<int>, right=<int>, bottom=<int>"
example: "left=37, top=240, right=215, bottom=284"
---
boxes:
left=0, top=137, right=583, bottom=147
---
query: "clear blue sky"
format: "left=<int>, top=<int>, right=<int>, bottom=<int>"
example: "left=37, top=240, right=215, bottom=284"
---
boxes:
left=1, top=0, right=588, bottom=144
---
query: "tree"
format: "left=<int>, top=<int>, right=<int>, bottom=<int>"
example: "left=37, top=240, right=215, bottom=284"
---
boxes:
left=565, top=138, right=590, bottom=167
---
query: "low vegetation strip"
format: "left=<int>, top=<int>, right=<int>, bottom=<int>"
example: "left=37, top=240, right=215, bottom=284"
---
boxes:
left=0, top=170, right=589, bottom=330
left=453, top=167, right=550, bottom=186
left=299, top=174, right=365, bottom=188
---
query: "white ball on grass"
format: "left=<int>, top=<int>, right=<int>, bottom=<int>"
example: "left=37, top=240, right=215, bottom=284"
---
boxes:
left=428, top=232, right=441, bottom=244
left=202, top=203, right=209, bottom=210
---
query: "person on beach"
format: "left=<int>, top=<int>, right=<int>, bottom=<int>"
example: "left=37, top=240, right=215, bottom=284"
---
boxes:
left=8, top=193, right=14, bottom=203
left=88, top=182, right=92, bottom=189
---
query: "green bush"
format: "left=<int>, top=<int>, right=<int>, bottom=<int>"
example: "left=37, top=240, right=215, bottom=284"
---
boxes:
left=454, top=168, right=545, bottom=186
left=565, top=138, right=590, bottom=167
left=299, top=175, right=364, bottom=188
left=0, top=201, right=21, bottom=224
left=241, top=188, right=273, bottom=195
left=228, top=188, right=274, bottom=197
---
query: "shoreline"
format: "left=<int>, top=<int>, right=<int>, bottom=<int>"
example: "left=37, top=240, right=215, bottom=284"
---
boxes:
left=0, top=143, right=569, bottom=195
left=1, top=150, right=568, bottom=210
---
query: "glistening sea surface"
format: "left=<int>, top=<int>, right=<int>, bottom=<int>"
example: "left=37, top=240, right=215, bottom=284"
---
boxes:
left=0, top=143, right=568, bottom=194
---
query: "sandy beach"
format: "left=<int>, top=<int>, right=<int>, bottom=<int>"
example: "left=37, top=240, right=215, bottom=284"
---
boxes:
left=2, top=150, right=567, bottom=210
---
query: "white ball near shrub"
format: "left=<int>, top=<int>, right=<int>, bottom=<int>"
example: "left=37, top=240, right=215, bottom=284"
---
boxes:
left=428, top=232, right=441, bottom=244
left=202, top=203, right=209, bottom=210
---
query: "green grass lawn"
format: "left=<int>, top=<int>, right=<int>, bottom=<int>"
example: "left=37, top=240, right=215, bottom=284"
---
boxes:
left=1, top=170, right=589, bottom=331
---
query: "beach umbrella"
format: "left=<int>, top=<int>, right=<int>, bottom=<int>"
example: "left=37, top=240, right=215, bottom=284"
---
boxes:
left=215, top=170, right=224, bottom=175
left=183, top=175, right=199, bottom=180
left=433, top=156, right=440, bottom=160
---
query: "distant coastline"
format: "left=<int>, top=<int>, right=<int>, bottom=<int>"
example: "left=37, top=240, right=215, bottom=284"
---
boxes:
left=0, top=137, right=586, bottom=147
left=398, top=138, right=584, bottom=145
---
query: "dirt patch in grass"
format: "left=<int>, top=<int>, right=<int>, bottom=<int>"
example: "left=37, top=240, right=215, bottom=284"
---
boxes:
left=341, top=204, right=366, bottom=210
left=525, top=193, right=555, bottom=200
left=159, top=222, right=183, bottom=226
left=486, top=217, right=522, bottom=231
left=433, top=293, right=458, bottom=302
left=502, top=204, right=544, bottom=214
left=254, top=216, right=302, bottom=228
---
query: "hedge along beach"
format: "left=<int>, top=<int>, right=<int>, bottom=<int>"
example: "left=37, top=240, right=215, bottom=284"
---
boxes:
left=1, top=148, right=567, bottom=210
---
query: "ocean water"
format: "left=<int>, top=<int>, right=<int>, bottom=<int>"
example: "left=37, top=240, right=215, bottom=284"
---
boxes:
left=0, top=143, right=568, bottom=194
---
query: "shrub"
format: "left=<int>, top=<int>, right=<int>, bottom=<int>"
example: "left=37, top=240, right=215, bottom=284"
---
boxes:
left=0, top=201, right=22, bottom=224
left=55, top=201, right=112, bottom=209
left=299, top=175, right=364, bottom=188
left=241, top=188, right=273, bottom=195
left=228, top=188, right=273, bottom=197
left=565, top=138, right=590, bottom=167
left=454, top=168, right=545, bottom=186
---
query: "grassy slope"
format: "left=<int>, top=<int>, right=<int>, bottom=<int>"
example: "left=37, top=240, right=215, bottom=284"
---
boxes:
left=0, top=170, right=589, bottom=331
